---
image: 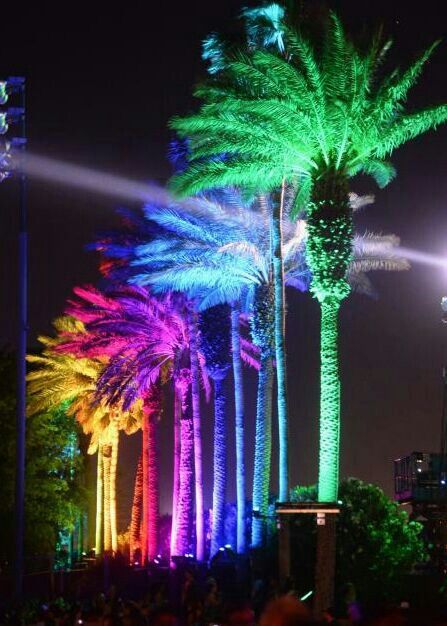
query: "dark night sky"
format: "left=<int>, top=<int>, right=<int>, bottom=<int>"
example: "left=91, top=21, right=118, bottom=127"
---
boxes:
left=2, top=1, right=447, bottom=529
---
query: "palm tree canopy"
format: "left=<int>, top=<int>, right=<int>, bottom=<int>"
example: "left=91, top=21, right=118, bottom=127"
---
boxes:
left=55, top=285, right=211, bottom=410
left=27, top=316, right=141, bottom=453
left=131, top=188, right=309, bottom=310
left=130, top=190, right=407, bottom=302
left=170, top=10, right=447, bottom=211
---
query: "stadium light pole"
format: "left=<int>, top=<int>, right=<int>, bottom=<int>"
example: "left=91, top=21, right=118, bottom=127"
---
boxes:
left=0, top=76, right=27, bottom=600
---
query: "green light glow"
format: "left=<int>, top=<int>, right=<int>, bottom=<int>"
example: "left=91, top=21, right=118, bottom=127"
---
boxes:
left=307, top=171, right=352, bottom=503
left=318, top=298, right=342, bottom=502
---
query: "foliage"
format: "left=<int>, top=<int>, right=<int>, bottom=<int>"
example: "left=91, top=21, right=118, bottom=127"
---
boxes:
left=26, top=317, right=141, bottom=453
left=289, top=478, right=426, bottom=604
left=59, top=284, right=209, bottom=407
left=0, top=352, right=84, bottom=564
left=170, top=12, right=447, bottom=208
left=131, top=190, right=309, bottom=310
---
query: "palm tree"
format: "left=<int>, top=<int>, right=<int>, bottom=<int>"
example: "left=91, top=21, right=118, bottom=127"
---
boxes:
left=169, top=10, right=447, bottom=502
left=198, top=304, right=232, bottom=556
left=90, top=204, right=261, bottom=555
left=61, top=285, right=209, bottom=560
left=131, top=191, right=308, bottom=547
left=26, top=317, right=140, bottom=554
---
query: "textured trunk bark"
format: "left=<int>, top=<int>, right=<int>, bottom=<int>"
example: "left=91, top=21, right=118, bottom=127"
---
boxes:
left=170, top=380, right=182, bottom=558
left=306, top=168, right=351, bottom=503
left=317, top=298, right=341, bottom=502
left=109, top=425, right=119, bottom=554
left=211, top=376, right=227, bottom=557
left=95, top=446, right=103, bottom=556
left=251, top=355, right=274, bottom=548
left=147, top=400, right=160, bottom=561
left=189, top=311, right=205, bottom=561
left=271, top=181, right=289, bottom=503
left=102, top=443, right=112, bottom=552
left=141, top=386, right=161, bottom=563
left=174, top=369, right=194, bottom=556
left=231, top=305, right=246, bottom=554
left=130, top=455, right=143, bottom=564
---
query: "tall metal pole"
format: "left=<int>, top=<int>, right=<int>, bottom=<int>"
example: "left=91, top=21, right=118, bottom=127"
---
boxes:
left=14, top=81, right=26, bottom=601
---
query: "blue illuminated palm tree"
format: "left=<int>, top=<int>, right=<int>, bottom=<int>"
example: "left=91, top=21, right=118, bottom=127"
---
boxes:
left=131, top=188, right=308, bottom=547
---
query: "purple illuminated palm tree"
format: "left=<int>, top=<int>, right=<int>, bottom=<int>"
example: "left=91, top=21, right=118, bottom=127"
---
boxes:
left=58, top=284, right=209, bottom=560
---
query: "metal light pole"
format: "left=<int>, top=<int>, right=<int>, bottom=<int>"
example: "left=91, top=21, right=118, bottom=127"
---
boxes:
left=0, top=76, right=26, bottom=600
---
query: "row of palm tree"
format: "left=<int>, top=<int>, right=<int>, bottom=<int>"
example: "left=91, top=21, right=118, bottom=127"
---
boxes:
left=169, top=4, right=447, bottom=503
left=27, top=3, right=446, bottom=561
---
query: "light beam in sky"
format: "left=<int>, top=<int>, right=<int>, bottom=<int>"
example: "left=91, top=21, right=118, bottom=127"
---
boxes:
left=15, top=153, right=447, bottom=274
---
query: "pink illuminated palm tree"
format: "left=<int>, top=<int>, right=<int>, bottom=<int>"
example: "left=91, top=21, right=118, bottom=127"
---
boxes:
left=57, top=284, right=209, bottom=561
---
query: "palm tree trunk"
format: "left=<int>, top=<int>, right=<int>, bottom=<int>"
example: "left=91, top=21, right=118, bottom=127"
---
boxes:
left=271, top=180, right=289, bottom=503
left=174, top=369, right=194, bottom=556
left=130, top=455, right=143, bottom=564
left=147, top=395, right=160, bottom=561
left=317, top=298, right=342, bottom=502
left=141, top=410, right=149, bottom=565
left=231, top=304, right=246, bottom=554
left=103, top=443, right=112, bottom=552
left=211, top=375, right=227, bottom=557
left=251, top=354, right=274, bottom=548
left=189, top=310, right=205, bottom=561
left=110, top=425, right=119, bottom=553
left=306, top=167, right=351, bottom=503
left=95, top=446, right=103, bottom=556
left=170, top=380, right=182, bottom=558
left=141, top=386, right=161, bottom=563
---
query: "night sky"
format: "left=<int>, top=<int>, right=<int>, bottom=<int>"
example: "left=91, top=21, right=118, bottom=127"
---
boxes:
left=2, top=1, right=447, bottom=529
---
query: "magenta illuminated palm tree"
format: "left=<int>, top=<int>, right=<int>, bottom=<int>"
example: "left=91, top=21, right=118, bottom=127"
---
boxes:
left=89, top=214, right=210, bottom=561
left=58, top=284, right=209, bottom=560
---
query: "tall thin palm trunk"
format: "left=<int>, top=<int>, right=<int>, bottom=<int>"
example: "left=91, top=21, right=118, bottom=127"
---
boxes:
left=317, top=298, right=342, bottom=502
left=147, top=393, right=160, bottom=561
left=130, top=455, right=143, bottom=563
left=211, top=375, right=227, bottom=557
left=251, top=355, right=274, bottom=548
left=307, top=169, right=351, bottom=503
left=231, top=305, right=246, bottom=554
left=95, top=446, right=103, bottom=556
left=170, top=381, right=182, bottom=557
left=130, top=456, right=143, bottom=562
left=103, top=443, right=112, bottom=551
left=189, top=310, right=205, bottom=561
left=110, top=424, right=119, bottom=553
left=175, top=370, right=194, bottom=555
left=141, top=409, right=149, bottom=565
left=271, top=180, right=289, bottom=502
left=141, top=386, right=161, bottom=562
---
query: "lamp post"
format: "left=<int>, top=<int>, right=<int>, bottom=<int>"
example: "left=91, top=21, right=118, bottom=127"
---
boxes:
left=0, top=76, right=26, bottom=600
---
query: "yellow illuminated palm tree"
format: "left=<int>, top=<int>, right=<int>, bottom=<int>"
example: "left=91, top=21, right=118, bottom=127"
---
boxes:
left=27, top=316, right=141, bottom=554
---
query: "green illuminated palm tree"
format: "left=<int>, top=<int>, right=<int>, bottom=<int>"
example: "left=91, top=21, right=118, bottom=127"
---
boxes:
left=170, top=11, right=447, bottom=502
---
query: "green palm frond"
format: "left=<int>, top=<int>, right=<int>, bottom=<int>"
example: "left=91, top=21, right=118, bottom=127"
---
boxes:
left=169, top=10, right=446, bottom=204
